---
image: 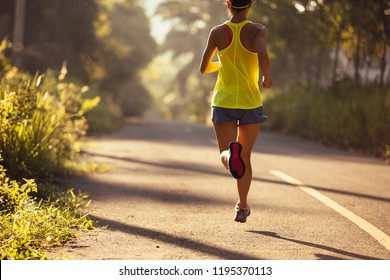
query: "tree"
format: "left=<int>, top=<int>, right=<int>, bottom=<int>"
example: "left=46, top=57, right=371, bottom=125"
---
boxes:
left=154, top=0, right=226, bottom=120
left=250, top=0, right=389, bottom=86
left=0, top=0, right=157, bottom=117
left=151, top=0, right=389, bottom=120
left=94, top=0, right=157, bottom=116
left=12, top=0, right=26, bottom=67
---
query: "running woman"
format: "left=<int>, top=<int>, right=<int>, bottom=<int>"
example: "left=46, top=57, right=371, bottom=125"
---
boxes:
left=200, top=0, right=272, bottom=222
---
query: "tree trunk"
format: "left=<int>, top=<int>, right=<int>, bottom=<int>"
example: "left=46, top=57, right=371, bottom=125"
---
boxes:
left=315, top=47, right=325, bottom=86
left=380, top=45, right=387, bottom=87
left=12, top=0, right=26, bottom=67
left=379, top=0, right=389, bottom=87
left=354, top=0, right=364, bottom=83
left=332, top=36, right=341, bottom=84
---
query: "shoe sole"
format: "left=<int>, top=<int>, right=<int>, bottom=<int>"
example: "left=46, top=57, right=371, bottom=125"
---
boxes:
left=229, top=142, right=245, bottom=179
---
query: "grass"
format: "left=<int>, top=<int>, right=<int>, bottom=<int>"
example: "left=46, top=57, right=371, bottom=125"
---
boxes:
left=0, top=161, right=93, bottom=260
left=263, top=83, right=390, bottom=160
left=0, top=41, right=99, bottom=259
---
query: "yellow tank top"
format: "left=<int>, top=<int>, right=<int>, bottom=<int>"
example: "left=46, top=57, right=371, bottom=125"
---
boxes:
left=212, top=20, right=262, bottom=109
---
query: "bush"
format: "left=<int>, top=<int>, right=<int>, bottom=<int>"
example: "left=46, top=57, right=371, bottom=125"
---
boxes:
left=0, top=67, right=99, bottom=180
left=263, top=84, right=390, bottom=158
left=0, top=41, right=97, bottom=259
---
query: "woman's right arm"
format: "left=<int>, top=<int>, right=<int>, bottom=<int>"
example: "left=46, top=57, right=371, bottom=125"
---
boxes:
left=200, top=28, right=219, bottom=74
left=254, top=25, right=272, bottom=88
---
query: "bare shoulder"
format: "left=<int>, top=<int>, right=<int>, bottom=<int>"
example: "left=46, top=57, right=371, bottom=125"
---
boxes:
left=243, top=22, right=267, bottom=40
left=253, top=22, right=266, bottom=29
left=211, top=23, right=228, bottom=34
left=252, top=22, right=267, bottom=35
left=206, top=24, right=224, bottom=44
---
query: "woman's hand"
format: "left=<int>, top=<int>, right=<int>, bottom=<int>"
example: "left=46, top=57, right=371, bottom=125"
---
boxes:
left=262, top=76, right=272, bottom=88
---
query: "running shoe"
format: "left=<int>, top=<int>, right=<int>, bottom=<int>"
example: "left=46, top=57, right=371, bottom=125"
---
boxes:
left=234, top=204, right=251, bottom=223
left=228, top=141, right=245, bottom=179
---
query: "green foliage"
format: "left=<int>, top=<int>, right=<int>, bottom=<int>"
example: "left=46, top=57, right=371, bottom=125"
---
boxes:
left=20, top=0, right=98, bottom=79
left=94, top=0, right=157, bottom=117
left=1, top=0, right=155, bottom=120
left=0, top=162, right=93, bottom=260
left=84, top=96, right=124, bottom=134
left=153, top=0, right=389, bottom=123
left=0, top=40, right=12, bottom=74
left=250, top=0, right=389, bottom=86
left=0, top=66, right=99, bottom=179
left=0, top=51, right=96, bottom=258
left=263, top=84, right=390, bottom=158
left=152, top=0, right=226, bottom=120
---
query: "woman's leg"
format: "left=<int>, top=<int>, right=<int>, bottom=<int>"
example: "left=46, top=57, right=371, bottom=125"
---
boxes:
left=214, top=121, right=260, bottom=209
left=213, top=121, right=238, bottom=168
left=236, top=123, right=260, bottom=209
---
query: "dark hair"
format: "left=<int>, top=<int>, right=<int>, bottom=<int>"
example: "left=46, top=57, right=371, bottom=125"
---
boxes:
left=230, top=0, right=252, bottom=11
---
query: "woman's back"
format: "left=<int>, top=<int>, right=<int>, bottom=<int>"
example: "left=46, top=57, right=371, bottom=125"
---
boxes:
left=212, top=20, right=262, bottom=109
left=213, top=21, right=266, bottom=53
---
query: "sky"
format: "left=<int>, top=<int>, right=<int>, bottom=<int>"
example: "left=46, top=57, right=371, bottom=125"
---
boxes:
left=142, top=0, right=173, bottom=44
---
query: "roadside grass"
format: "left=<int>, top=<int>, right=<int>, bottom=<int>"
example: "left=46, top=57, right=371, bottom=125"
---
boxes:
left=263, top=83, right=390, bottom=160
left=0, top=164, right=93, bottom=259
left=0, top=41, right=100, bottom=259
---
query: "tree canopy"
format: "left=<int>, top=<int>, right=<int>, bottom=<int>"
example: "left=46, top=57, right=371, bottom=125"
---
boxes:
left=0, top=0, right=156, bottom=118
left=0, top=0, right=388, bottom=120
left=145, top=0, right=389, bottom=121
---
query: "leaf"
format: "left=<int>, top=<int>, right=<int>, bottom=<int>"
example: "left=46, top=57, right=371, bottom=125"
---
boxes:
left=81, top=96, right=100, bottom=113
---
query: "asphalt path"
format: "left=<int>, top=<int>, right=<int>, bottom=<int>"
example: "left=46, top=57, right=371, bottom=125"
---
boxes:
left=52, top=119, right=390, bottom=260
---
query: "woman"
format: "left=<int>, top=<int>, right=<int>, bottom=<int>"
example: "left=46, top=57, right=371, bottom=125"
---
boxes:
left=200, top=0, right=272, bottom=223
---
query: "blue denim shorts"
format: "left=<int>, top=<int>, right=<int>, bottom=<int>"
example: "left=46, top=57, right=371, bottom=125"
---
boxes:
left=211, top=106, right=268, bottom=125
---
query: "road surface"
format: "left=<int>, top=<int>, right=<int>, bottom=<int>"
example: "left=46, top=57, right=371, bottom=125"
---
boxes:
left=51, top=119, right=390, bottom=260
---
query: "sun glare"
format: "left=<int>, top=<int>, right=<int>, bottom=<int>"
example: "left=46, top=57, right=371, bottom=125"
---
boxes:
left=293, top=1, right=306, bottom=13
left=143, top=0, right=173, bottom=44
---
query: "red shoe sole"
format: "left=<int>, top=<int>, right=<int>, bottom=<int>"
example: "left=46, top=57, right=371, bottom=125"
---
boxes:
left=229, top=142, right=245, bottom=179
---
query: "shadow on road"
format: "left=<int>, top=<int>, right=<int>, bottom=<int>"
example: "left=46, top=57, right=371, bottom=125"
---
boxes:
left=72, top=177, right=228, bottom=206
left=88, top=214, right=260, bottom=260
left=84, top=151, right=229, bottom=179
left=247, top=231, right=382, bottom=260
left=84, top=151, right=390, bottom=204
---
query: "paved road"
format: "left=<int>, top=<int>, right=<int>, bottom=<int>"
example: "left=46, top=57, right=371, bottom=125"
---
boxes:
left=53, top=120, right=390, bottom=260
